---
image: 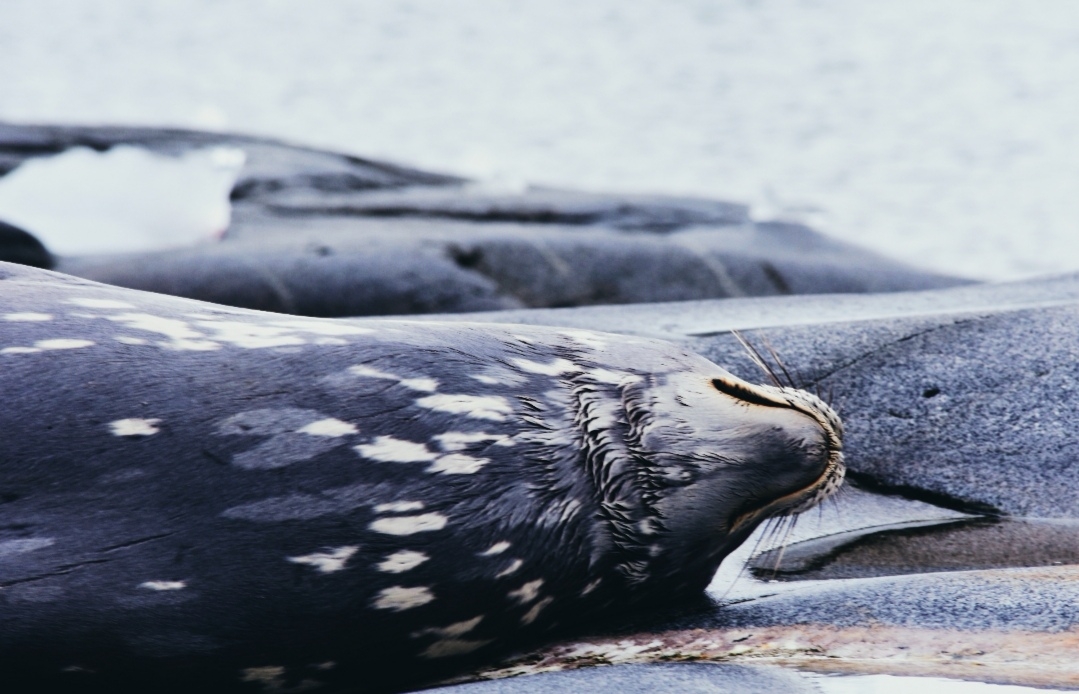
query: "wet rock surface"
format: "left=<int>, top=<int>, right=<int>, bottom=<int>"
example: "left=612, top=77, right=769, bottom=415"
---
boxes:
left=0, top=123, right=967, bottom=316
left=425, top=662, right=817, bottom=694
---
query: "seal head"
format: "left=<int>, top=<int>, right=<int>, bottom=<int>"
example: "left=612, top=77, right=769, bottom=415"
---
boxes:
left=574, top=359, right=844, bottom=598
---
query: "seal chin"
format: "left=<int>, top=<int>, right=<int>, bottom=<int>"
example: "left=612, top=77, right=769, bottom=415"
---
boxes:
left=587, top=366, right=844, bottom=591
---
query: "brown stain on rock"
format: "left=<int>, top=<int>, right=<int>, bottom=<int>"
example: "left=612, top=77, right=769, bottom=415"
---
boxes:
left=462, top=624, right=1079, bottom=689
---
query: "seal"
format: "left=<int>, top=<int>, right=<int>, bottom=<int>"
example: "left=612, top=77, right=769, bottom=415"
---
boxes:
left=0, top=262, right=844, bottom=693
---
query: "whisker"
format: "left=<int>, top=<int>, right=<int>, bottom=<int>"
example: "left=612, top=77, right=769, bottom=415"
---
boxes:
left=731, top=330, right=783, bottom=387
left=763, top=513, right=798, bottom=578
left=763, top=341, right=798, bottom=390
left=716, top=518, right=778, bottom=601
left=770, top=514, right=800, bottom=575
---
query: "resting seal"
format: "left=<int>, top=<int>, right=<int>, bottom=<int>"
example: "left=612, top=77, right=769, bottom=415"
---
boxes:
left=0, top=263, right=843, bottom=692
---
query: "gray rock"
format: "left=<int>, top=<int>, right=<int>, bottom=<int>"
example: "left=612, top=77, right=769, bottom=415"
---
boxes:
left=424, top=663, right=815, bottom=694
left=706, top=565, right=1079, bottom=633
left=0, top=122, right=967, bottom=315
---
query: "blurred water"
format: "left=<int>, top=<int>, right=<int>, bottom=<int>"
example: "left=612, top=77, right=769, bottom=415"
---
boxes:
left=2, top=0, right=1078, bottom=279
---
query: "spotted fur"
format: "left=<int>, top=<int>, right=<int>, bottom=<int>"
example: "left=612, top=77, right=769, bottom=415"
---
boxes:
left=0, top=263, right=843, bottom=692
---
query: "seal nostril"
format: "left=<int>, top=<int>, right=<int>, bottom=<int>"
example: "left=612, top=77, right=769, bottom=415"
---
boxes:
left=923, top=387, right=941, bottom=398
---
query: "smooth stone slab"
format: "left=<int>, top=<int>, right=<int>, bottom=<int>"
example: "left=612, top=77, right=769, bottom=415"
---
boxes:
left=711, top=564, right=1079, bottom=634
left=425, top=662, right=816, bottom=694
left=60, top=238, right=519, bottom=316
left=245, top=184, right=750, bottom=232
left=57, top=218, right=966, bottom=317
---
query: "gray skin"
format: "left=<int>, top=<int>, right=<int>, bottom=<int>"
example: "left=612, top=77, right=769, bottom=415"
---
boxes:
left=0, top=262, right=842, bottom=693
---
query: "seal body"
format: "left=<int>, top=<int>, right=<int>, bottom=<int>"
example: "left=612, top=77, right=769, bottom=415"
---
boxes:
left=0, top=263, right=843, bottom=692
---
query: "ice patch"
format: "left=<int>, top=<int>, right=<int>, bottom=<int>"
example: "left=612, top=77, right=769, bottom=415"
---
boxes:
left=0, top=146, right=242, bottom=255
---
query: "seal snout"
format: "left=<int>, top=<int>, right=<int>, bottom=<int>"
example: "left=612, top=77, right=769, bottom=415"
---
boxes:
left=707, top=371, right=845, bottom=529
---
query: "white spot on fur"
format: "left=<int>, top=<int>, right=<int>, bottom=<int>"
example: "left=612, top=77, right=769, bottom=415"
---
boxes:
left=355, top=436, right=437, bottom=463
left=287, top=546, right=359, bottom=574
left=421, top=638, right=492, bottom=658
left=3, top=312, right=51, bottom=321
left=139, top=580, right=186, bottom=591
left=193, top=319, right=305, bottom=349
left=414, top=616, right=484, bottom=639
left=68, top=298, right=135, bottom=309
left=115, top=336, right=150, bottom=345
left=297, top=418, right=357, bottom=437
left=109, top=418, right=161, bottom=437
left=508, top=579, right=544, bottom=604
left=399, top=377, right=438, bottom=392
left=521, top=596, right=554, bottom=625
left=36, top=339, right=94, bottom=350
left=433, top=432, right=514, bottom=451
left=348, top=364, right=398, bottom=380
left=378, top=550, right=428, bottom=573
left=480, top=541, right=511, bottom=556
left=241, top=666, right=286, bottom=685
left=471, top=374, right=500, bottom=385
left=1, top=346, right=41, bottom=354
left=427, top=454, right=488, bottom=475
left=581, top=578, right=602, bottom=596
left=373, top=585, right=435, bottom=611
left=314, top=337, right=349, bottom=346
left=560, top=329, right=609, bottom=350
left=105, top=313, right=221, bottom=351
left=495, top=559, right=523, bottom=578
left=370, top=513, right=448, bottom=536
left=512, top=358, right=581, bottom=376
left=374, top=501, right=425, bottom=513
left=416, top=394, right=512, bottom=422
